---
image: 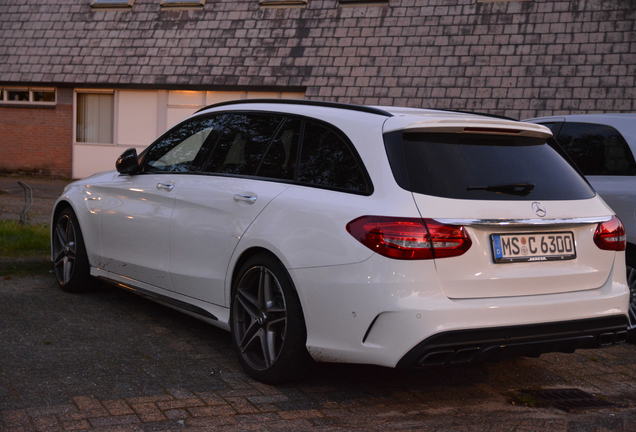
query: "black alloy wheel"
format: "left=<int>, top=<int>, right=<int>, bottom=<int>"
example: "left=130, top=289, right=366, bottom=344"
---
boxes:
left=52, top=208, right=92, bottom=292
left=627, top=264, right=636, bottom=343
left=233, top=266, right=287, bottom=370
left=231, top=253, right=310, bottom=383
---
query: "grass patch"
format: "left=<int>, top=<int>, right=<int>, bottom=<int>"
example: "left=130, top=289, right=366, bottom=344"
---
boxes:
left=0, top=220, right=50, bottom=257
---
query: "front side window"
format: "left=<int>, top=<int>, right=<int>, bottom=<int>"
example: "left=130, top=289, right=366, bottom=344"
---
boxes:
left=297, top=121, right=370, bottom=194
left=76, top=93, right=114, bottom=144
left=142, top=115, right=221, bottom=173
left=556, top=123, right=636, bottom=176
left=203, top=113, right=283, bottom=176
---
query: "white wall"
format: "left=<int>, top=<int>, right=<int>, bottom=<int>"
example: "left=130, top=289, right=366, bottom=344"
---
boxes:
left=72, top=89, right=304, bottom=178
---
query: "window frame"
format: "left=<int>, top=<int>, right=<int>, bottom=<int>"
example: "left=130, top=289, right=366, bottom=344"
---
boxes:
left=159, top=0, right=205, bottom=8
left=138, top=110, right=374, bottom=196
left=90, top=0, right=134, bottom=9
left=73, top=89, right=116, bottom=146
left=1, top=87, right=56, bottom=105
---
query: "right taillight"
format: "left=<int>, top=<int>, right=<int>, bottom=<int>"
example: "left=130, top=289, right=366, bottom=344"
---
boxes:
left=593, top=216, right=626, bottom=251
left=346, top=216, right=471, bottom=260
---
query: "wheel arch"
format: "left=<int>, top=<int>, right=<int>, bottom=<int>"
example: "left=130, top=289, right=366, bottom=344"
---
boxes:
left=50, top=200, right=74, bottom=260
left=51, top=199, right=96, bottom=266
left=227, top=246, right=309, bottom=331
left=626, top=242, right=636, bottom=268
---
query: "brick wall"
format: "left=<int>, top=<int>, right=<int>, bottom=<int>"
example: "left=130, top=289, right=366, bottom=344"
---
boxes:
left=0, top=90, right=73, bottom=177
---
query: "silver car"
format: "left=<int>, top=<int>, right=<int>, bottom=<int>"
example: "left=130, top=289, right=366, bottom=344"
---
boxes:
left=526, top=113, right=636, bottom=340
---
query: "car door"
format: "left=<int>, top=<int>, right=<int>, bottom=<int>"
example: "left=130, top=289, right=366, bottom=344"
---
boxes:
left=94, top=115, right=220, bottom=289
left=555, top=122, right=636, bottom=240
left=168, top=112, right=300, bottom=306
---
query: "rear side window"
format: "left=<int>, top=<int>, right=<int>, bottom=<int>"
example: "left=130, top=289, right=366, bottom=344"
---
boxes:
left=257, top=118, right=301, bottom=181
left=298, top=121, right=370, bottom=194
left=204, top=113, right=283, bottom=176
left=384, top=132, right=595, bottom=201
left=539, top=122, right=563, bottom=137
left=556, top=123, right=636, bottom=176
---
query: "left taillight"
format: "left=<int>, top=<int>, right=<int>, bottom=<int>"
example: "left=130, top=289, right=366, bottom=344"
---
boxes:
left=346, top=216, right=471, bottom=260
left=593, top=216, right=626, bottom=251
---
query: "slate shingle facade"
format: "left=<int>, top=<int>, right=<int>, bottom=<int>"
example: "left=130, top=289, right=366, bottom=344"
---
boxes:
left=0, top=0, right=634, bottom=176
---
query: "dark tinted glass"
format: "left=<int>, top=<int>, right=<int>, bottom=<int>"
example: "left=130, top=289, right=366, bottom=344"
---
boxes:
left=205, top=113, right=283, bottom=176
left=257, top=118, right=301, bottom=180
left=540, top=122, right=563, bottom=136
left=556, top=123, right=636, bottom=176
left=142, top=116, right=220, bottom=173
left=298, top=121, right=369, bottom=194
left=384, top=132, right=595, bottom=200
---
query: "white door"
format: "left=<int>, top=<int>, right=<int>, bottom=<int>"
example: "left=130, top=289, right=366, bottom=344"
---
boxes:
left=95, top=173, right=176, bottom=289
left=169, top=176, right=288, bottom=306
left=97, top=114, right=223, bottom=289
left=168, top=112, right=298, bottom=306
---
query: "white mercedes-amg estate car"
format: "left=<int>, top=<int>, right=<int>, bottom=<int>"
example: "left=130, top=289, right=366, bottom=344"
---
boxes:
left=51, top=100, right=631, bottom=383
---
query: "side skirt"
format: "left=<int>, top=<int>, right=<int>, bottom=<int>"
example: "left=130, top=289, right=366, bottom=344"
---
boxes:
left=91, top=267, right=231, bottom=331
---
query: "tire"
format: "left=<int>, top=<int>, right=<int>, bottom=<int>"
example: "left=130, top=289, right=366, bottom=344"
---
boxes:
left=230, top=253, right=311, bottom=383
left=52, top=207, right=92, bottom=293
left=627, top=263, right=636, bottom=344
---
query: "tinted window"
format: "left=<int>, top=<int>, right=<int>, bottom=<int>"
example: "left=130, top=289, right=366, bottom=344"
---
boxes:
left=540, top=122, right=563, bottom=136
left=142, top=116, right=220, bottom=173
left=556, top=123, right=636, bottom=176
left=257, top=118, right=301, bottom=180
left=204, top=113, right=283, bottom=176
left=298, top=121, right=369, bottom=194
left=384, top=132, right=595, bottom=201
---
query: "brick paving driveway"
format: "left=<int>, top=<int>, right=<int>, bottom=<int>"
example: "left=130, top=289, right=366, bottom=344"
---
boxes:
left=1, top=274, right=636, bottom=431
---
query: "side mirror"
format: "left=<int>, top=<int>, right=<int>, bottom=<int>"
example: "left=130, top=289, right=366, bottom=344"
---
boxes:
left=116, top=148, right=139, bottom=175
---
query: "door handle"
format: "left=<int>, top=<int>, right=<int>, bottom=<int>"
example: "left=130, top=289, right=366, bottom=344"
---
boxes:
left=233, top=193, right=257, bottom=204
left=156, top=182, right=175, bottom=192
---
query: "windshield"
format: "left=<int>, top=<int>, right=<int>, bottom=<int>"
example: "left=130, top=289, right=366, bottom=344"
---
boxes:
left=383, top=132, right=595, bottom=201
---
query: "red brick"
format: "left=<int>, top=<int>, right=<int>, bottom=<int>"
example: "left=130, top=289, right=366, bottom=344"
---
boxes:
left=131, top=402, right=166, bottom=422
left=187, top=405, right=236, bottom=417
left=278, top=409, right=323, bottom=420
left=61, top=419, right=90, bottom=431
left=72, top=396, right=103, bottom=412
left=125, top=394, right=174, bottom=405
left=88, top=414, right=140, bottom=427
left=0, top=104, right=72, bottom=177
left=163, top=408, right=189, bottom=420
left=102, top=399, right=134, bottom=416
left=32, top=414, right=61, bottom=431
left=224, top=397, right=260, bottom=414
left=157, top=397, right=206, bottom=410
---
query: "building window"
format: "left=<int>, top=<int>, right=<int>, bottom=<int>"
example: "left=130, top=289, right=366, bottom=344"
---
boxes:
left=259, top=0, right=307, bottom=7
left=90, top=0, right=134, bottom=8
left=339, top=0, right=388, bottom=5
left=76, top=93, right=114, bottom=144
left=2, top=87, right=56, bottom=105
left=160, top=0, right=205, bottom=8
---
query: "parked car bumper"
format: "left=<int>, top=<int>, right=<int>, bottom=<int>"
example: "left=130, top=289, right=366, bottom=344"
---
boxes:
left=291, top=254, right=630, bottom=368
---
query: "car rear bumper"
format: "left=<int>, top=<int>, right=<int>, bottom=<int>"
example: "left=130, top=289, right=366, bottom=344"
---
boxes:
left=396, top=315, right=628, bottom=368
left=291, top=253, right=630, bottom=368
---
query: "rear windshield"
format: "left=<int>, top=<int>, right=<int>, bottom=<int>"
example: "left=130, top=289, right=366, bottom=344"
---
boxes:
left=383, top=132, right=595, bottom=200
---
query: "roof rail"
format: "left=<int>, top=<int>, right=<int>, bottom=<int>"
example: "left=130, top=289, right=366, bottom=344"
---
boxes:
left=432, top=108, right=518, bottom=121
left=194, top=98, right=393, bottom=117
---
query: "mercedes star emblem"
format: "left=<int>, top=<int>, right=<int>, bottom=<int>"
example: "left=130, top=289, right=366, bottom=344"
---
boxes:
left=532, top=201, right=547, bottom=217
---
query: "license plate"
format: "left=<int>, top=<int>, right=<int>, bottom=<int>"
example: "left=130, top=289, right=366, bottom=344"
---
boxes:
left=491, top=232, right=576, bottom=263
